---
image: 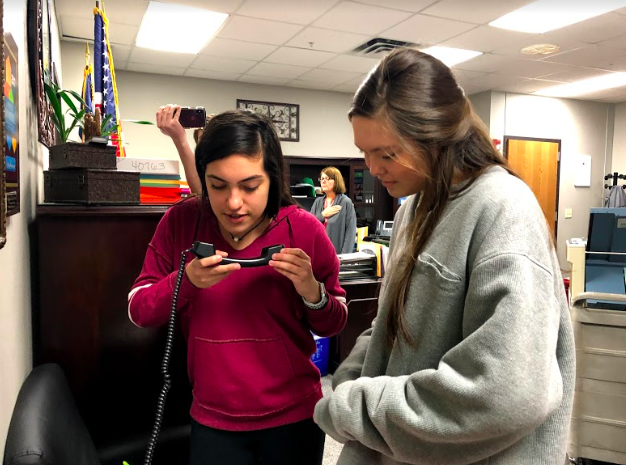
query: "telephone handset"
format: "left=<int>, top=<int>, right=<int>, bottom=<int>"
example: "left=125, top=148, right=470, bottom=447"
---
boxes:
left=191, top=241, right=284, bottom=267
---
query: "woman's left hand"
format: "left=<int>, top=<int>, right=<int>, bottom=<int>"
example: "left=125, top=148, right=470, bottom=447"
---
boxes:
left=269, top=248, right=321, bottom=303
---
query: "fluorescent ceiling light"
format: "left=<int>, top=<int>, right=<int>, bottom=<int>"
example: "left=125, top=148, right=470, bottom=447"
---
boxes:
left=534, top=73, right=626, bottom=98
left=420, top=46, right=482, bottom=67
left=489, top=0, right=626, bottom=34
left=136, top=2, right=229, bottom=54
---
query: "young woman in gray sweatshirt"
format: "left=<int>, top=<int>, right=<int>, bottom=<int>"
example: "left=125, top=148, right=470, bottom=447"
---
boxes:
left=314, top=48, right=575, bottom=465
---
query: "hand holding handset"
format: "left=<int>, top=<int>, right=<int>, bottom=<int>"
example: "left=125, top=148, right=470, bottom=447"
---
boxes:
left=178, top=106, right=206, bottom=128
left=191, top=241, right=284, bottom=267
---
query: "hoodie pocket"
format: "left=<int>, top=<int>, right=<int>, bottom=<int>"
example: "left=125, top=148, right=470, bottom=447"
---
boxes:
left=191, top=336, right=296, bottom=417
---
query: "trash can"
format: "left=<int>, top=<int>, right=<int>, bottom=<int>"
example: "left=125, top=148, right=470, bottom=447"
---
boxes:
left=311, top=335, right=329, bottom=376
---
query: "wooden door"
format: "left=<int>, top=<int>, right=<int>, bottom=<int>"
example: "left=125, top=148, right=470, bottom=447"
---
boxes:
left=505, top=138, right=560, bottom=236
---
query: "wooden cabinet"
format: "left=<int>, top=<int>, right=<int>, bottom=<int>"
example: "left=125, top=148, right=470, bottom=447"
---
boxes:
left=285, top=156, right=395, bottom=231
left=35, top=205, right=190, bottom=465
left=329, top=279, right=381, bottom=372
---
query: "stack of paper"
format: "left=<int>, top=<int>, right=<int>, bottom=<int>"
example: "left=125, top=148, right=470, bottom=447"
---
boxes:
left=117, top=157, right=188, bottom=204
left=337, top=251, right=377, bottom=281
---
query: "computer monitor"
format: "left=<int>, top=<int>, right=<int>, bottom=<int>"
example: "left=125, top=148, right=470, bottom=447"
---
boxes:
left=585, top=207, right=626, bottom=309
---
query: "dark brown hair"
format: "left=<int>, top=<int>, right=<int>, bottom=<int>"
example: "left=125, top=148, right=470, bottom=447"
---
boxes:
left=349, top=48, right=516, bottom=348
left=321, top=167, right=346, bottom=194
left=195, top=110, right=295, bottom=218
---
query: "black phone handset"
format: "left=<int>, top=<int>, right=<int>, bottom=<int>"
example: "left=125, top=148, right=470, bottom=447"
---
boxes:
left=143, top=242, right=283, bottom=465
left=191, top=241, right=284, bottom=265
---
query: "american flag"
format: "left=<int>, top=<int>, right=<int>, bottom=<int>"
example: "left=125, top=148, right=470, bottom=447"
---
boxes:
left=94, top=1, right=125, bottom=156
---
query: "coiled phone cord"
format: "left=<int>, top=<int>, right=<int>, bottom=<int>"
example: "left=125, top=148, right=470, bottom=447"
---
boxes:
left=143, top=248, right=191, bottom=465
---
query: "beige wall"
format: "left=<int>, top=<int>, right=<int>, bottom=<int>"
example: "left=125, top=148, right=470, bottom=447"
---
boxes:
left=61, top=40, right=360, bottom=182
left=0, top=0, right=60, bottom=457
left=488, top=92, right=613, bottom=269
left=613, top=103, right=626, bottom=175
left=469, top=91, right=491, bottom=129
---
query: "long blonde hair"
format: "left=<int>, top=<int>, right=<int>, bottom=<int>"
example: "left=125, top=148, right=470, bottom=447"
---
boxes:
left=350, top=48, right=516, bottom=348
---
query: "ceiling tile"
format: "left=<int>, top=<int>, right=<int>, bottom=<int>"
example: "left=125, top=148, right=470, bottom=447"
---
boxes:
left=56, top=0, right=95, bottom=19
left=381, top=14, right=476, bottom=45
left=286, top=80, right=336, bottom=90
left=95, top=0, right=148, bottom=25
left=129, top=48, right=197, bottom=67
left=200, top=38, right=277, bottom=61
left=353, top=0, right=438, bottom=12
left=236, top=0, right=340, bottom=25
left=218, top=16, right=303, bottom=45
left=246, top=62, right=312, bottom=79
left=61, top=15, right=138, bottom=45
left=573, top=87, right=626, bottom=101
left=495, top=78, right=568, bottom=94
left=452, top=68, right=488, bottom=82
left=441, top=26, right=537, bottom=53
left=421, top=0, right=533, bottom=25
left=454, top=53, right=516, bottom=73
left=61, top=15, right=93, bottom=40
left=183, top=69, right=242, bottom=81
left=330, top=84, right=358, bottom=93
left=313, top=1, right=411, bottom=35
left=462, top=82, right=494, bottom=95
left=111, top=44, right=131, bottom=63
left=542, top=45, right=624, bottom=69
left=491, top=60, right=573, bottom=79
left=596, top=33, right=626, bottom=51
left=114, top=61, right=128, bottom=70
left=107, top=22, right=139, bottom=46
left=159, top=0, right=245, bottom=14
left=190, top=55, right=258, bottom=73
left=286, top=27, right=371, bottom=53
left=536, top=67, right=617, bottom=83
left=237, top=75, right=291, bottom=86
left=126, top=62, right=187, bottom=75
left=491, top=35, right=588, bottom=58
left=264, top=47, right=336, bottom=67
left=297, top=68, right=364, bottom=85
left=319, top=54, right=380, bottom=73
left=544, top=12, right=626, bottom=45
left=465, top=73, right=516, bottom=88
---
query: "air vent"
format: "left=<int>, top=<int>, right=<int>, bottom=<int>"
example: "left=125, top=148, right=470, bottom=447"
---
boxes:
left=350, top=38, right=420, bottom=57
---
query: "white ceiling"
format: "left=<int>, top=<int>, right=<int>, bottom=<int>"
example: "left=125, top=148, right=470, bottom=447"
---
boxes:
left=56, top=0, right=626, bottom=102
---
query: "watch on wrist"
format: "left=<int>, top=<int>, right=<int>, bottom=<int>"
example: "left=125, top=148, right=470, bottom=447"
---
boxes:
left=302, top=281, right=328, bottom=310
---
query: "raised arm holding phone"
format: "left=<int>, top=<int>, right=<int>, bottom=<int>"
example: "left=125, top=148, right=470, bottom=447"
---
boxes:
left=156, top=104, right=205, bottom=195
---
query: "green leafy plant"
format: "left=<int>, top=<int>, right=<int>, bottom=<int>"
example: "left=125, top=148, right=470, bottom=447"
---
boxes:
left=43, top=78, right=89, bottom=143
left=44, top=77, right=154, bottom=144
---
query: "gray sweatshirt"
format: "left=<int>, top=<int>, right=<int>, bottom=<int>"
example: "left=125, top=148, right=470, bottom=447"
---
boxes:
left=311, top=194, right=357, bottom=254
left=314, top=167, right=575, bottom=465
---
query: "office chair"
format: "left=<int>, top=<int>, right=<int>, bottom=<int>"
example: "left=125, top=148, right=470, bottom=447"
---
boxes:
left=3, top=363, right=100, bottom=465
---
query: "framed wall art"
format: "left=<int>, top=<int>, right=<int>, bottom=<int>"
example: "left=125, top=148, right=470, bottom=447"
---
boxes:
left=27, top=0, right=56, bottom=147
left=4, top=33, right=19, bottom=215
left=237, top=99, right=299, bottom=142
left=1, top=0, right=7, bottom=249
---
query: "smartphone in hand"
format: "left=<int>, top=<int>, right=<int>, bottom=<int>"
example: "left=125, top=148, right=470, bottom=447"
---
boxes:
left=178, top=107, right=206, bottom=128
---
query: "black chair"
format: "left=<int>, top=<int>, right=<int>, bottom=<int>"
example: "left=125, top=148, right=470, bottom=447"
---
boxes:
left=3, top=363, right=100, bottom=465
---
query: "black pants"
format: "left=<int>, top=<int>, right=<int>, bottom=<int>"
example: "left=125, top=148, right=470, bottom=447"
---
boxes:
left=189, top=418, right=326, bottom=465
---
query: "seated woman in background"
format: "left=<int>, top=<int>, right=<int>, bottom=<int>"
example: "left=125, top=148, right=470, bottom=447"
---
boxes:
left=310, top=167, right=357, bottom=254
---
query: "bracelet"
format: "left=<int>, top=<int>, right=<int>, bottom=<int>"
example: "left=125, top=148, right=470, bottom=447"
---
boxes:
left=302, top=282, right=328, bottom=310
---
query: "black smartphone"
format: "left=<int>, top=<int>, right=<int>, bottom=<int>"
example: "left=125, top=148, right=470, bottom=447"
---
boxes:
left=178, top=106, right=206, bottom=128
